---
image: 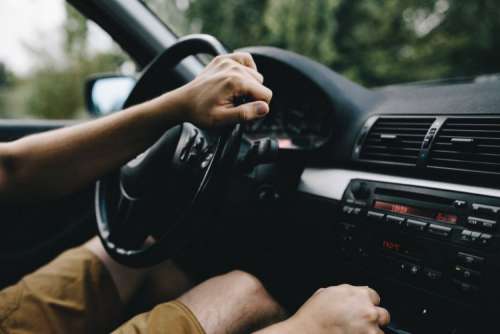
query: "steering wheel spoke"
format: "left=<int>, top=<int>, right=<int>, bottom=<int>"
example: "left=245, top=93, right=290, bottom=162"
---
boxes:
left=106, top=190, right=148, bottom=249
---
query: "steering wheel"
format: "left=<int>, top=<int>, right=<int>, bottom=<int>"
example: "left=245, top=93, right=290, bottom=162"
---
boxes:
left=95, top=34, right=242, bottom=267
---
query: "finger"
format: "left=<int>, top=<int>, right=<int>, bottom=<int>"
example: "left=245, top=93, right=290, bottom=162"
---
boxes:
left=243, top=67, right=264, bottom=84
left=376, top=307, right=391, bottom=327
left=363, top=287, right=381, bottom=305
left=227, top=52, right=258, bottom=70
left=218, top=57, right=263, bottom=83
left=219, top=101, right=269, bottom=125
left=240, top=80, right=273, bottom=104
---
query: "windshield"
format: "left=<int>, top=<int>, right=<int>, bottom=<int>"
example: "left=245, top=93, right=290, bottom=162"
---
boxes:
left=145, top=0, right=500, bottom=87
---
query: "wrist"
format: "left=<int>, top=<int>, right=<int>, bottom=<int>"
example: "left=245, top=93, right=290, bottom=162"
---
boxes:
left=146, top=87, right=189, bottom=125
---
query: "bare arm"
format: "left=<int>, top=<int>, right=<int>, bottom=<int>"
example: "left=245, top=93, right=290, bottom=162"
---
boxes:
left=0, top=52, right=272, bottom=203
left=0, top=93, right=182, bottom=202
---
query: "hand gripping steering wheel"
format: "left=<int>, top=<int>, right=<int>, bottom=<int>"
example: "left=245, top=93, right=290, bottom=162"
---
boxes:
left=95, top=34, right=242, bottom=267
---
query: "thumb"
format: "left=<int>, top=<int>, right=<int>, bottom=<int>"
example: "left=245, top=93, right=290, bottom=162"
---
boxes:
left=220, top=101, right=269, bottom=125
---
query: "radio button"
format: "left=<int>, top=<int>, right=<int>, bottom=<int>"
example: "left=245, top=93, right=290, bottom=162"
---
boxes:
left=481, top=220, right=497, bottom=231
left=467, top=216, right=497, bottom=231
left=460, top=230, right=473, bottom=242
left=457, top=252, right=484, bottom=268
left=406, top=219, right=427, bottom=232
left=352, top=207, right=362, bottom=216
left=342, top=205, right=354, bottom=214
left=466, top=217, right=482, bottom=228
left=428, top=224, right=451, bottom=237
left=409, top=264, right=421, bottom=276
left=398, top=261, right=421, bottom=277
left=472, top=203, right=500, bottom=217
left=367, top=211, right=384, bottom=222
left=454, top=265, right=480, bottom=282
left=478, top=233, right=492, bottom=247
left=386, top=215, right=405, bottom=225
left=423, top=268, right=442, bottom=281
left=470, top=231, right=481, bottom=241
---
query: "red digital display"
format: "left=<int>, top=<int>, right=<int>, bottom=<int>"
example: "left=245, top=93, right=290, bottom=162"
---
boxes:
left=374, top=200, right=458, bottom=224
left=382, top=240, right=401, bottom=252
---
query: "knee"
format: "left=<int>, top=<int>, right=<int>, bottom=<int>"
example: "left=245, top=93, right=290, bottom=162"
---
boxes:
left=222, top=270, right=267, bottom=300
left=222, top=270, right=286, bottom=331
left=178, top=270, right=285, bottom=333
left=219, top=270, right=285, bottom=321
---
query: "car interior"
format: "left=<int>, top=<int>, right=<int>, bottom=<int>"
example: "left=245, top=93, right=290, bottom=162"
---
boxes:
left=2, top=1, right=500, bottom=333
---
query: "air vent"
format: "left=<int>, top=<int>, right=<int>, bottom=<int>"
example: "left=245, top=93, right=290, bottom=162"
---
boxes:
left=359, top=117, right=435, bottom=165
left=428, top=117, right=500, bottom=175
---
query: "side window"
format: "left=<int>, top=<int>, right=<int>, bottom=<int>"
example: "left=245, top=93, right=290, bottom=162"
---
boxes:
left=0, top=2, right=134, bottom=120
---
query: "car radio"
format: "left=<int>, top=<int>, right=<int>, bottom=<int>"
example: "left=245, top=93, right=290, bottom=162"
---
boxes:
left=337, top=179, right=500, bottom=305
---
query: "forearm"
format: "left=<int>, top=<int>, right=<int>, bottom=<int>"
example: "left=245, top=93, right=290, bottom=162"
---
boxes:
left=0, top=90, right=184, bottom=202
left=0, top=52, right=272, bottom=203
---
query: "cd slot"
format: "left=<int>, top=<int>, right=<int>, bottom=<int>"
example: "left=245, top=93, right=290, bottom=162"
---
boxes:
left=374, top=188, right=454, bottom=206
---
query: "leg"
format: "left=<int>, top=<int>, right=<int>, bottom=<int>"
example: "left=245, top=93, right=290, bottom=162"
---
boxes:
left=85, top=236, right=149, bottom=303
left=0, top=240, right=126, bottom=334
left=178, top=270, right=287, bottom=334
left=126, top=259, right=196, bottom=314
left=89, top=236, right=286, bottom=333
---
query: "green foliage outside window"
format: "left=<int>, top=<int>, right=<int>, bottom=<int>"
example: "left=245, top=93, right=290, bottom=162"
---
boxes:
left=0, top=4, right=127, bottom=120
left=2, top=0, right=499, bottom=121
left=146, top=0, right=500, bottom=87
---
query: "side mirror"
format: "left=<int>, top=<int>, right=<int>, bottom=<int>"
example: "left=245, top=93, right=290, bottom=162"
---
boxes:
left=85, top=74, right=136, bottom=116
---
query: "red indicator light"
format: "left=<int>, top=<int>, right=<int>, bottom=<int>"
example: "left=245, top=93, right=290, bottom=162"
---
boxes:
left=435, top=212, right=458, bottom=224
left=382, top=240, right=401, bottom=252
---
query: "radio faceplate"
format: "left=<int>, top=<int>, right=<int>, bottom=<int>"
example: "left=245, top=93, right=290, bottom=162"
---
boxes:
left=338, top=179, right=500, bottom=305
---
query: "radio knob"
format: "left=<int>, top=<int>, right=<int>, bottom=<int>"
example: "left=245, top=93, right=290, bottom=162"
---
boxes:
left=351, top=182, right=371, bottom=199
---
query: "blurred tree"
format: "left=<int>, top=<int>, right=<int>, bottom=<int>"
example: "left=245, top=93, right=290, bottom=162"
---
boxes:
left=147, top=0, right=500, bottom=86
left=263, top=0, right=341, bottom=68
left=64, top=3, right=89, bottom=60
left=0, top=63, right=6, bottom=116
left=7, top=0, right=500, bottom=120
left=0, top=63, right=7, bottom=87
left=0, top=62, right=16, bottom=117
left=27, top=53, right=126, bottom=119
left=24, top=4, right=127, bottom=119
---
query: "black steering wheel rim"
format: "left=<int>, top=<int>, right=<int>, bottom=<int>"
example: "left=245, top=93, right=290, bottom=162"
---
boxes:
left=95, top=34, right=242, bottom=267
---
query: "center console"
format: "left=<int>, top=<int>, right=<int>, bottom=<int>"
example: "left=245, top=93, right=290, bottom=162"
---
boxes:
left=337, top=179, right=500, bottom=331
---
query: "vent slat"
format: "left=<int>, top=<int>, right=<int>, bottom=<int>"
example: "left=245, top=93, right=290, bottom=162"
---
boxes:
left=440, top=129, right=500, bottom=135
left=375, top=122, right=434, bottom=127
left=437, top=135, right=500, bottom=142
left=369, top=132, right=426, bottom=138
left=359, top=117, right=434, bottom=165
left=430, top=157, right=500, bottom=167
left=365, top=145, right=421, bottom=153
left=428, top=117, right=500, bottom=175
left=367, top=139, right=422, bottom=145
left=429, top=150, right=500, bottom=163
left=432, top=142, right=500, bottom=155
left=373, top=126, right=430, bottom=133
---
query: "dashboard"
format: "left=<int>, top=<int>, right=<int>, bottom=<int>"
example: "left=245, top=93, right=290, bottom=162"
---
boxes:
left=241, top=50, right=334, bottom=150
left=240, top=46, right=500, bottom=333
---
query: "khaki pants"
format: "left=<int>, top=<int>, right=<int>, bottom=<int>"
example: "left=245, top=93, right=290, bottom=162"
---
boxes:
left=0, top=247, right=205, bottom=334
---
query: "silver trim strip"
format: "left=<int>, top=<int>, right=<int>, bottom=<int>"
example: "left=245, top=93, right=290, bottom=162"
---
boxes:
left=298, top=168, right=500, bottom=200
